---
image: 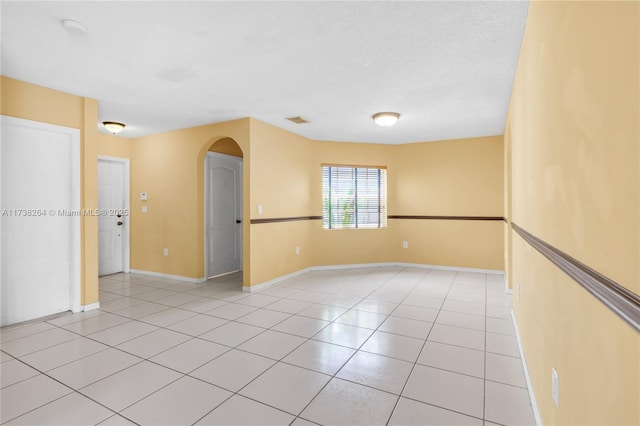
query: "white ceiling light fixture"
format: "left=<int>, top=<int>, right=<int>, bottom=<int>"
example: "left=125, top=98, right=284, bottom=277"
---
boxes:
left=372, top=112, right=400, bottom=127
left=103, top=121, right=126, bottom=135
left=61, top=19, right=87, bottom=35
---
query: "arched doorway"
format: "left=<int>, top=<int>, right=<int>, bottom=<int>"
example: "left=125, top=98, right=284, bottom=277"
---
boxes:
left=205, top=138, right=244, bottom=280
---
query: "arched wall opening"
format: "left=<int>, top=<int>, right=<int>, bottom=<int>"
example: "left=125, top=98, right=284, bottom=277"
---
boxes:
left=209, top=137, right=244, bottom=158
left=198, top=136, right=249, bottom=286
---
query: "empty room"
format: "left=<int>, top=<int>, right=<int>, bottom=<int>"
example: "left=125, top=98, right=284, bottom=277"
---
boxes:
left=0, top=1, right=638, bottom=426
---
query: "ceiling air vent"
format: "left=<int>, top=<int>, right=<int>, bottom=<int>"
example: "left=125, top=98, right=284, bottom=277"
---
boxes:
left=285, top=116, right=309, bottom=124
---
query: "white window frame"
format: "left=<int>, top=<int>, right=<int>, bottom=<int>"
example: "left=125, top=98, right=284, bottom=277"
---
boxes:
left=322, top=164, right=388, bottom=230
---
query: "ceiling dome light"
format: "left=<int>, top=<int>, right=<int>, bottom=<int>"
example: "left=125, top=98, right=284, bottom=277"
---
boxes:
left=372, top=112, right=400, bottom=127
left=103, top=122, right=126, bottom=135
left=62, top=19, right=88, bottom=35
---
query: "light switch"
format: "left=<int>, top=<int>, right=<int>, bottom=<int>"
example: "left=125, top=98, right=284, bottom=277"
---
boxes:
left=257, top=204, right=263, bottom=215
left=141, top=206, right=148, bottom=213
left=140, top=192, right=148, bottom=201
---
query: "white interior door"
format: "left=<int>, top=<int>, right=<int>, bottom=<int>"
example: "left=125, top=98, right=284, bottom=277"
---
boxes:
left=1, top=116, right=80, bottom=326
left=98, top=158, right=128, bottom=276
left=206, top=153, right=242, bottom=278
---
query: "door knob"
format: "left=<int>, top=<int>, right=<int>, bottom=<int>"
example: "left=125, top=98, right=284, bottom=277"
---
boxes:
left=236, top=219, right=242, bottom=224
left=117, top=221, right=123, bottom=226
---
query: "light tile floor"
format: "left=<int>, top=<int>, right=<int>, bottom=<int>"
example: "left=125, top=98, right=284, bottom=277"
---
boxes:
left=0, top=266, right=536, bottom=425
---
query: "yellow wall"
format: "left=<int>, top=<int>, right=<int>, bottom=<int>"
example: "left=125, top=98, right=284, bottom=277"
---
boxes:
left=506, top=1, right=639, bottom=424
left=129, top=119, right=251, bottom=283
left=250, top=221, right=313, bottom=285
left=97, top=132, right=131, bottom=159
left=243, top=129, right=504, bottom=282
left=308, top=140, right=395, bottom=268
left=504, top=120, right=513, bottom=290
left=0, top=76, right=100, bottom=305
left=393, top=137, right=503, bottom=216
left=393, top=220, right=503, bottom=270
left=250, top=119, right=313, bottom=219
left=246, top=119, right=314, bottom=283
left=1, top=76, right=83, bottom=129
left=392, top=137, right=504, bottom=271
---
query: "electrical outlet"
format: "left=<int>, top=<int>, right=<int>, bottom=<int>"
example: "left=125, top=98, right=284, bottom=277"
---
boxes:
left=552, top=368, right=559, bottom=408
left=141, top=206, right=148, bottom=213
left=402, top=241, right=408, bottom=249
left=163, top=248, right=169, bottom=256
left=295, top=246, right=300, bottom=255
left=257, top=204, right=263, bottom=215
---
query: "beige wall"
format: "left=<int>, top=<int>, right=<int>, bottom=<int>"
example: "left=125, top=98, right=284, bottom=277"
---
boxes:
left=1, top=76, right=100, bottom=305
left=1, top=76, right=83, bottom=129
left=392, top=137, right=504, bottom=271
left=246, top=119, right=313, bottom=283
left=308, top=140, right=395, bottom=268
left=393, top=137, right=503, bottom=216
left=242, top=127, right=505, bottom=282
left=504, top=120, right=513, bottom=290
left=506, top=1, right=639, bottom=424
left=97, top=132, right=131, bottom=159
left=129, top=119, right=251, bottom=282
left=250, top=119, right=313, bottom=219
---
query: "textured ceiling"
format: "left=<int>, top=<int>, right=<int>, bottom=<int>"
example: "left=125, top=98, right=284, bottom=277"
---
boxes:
left=1, top=1, right=529, bottom=144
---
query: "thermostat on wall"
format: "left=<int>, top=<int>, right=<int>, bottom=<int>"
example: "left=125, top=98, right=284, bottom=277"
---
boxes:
left=140, top=192, right=148, bottom=201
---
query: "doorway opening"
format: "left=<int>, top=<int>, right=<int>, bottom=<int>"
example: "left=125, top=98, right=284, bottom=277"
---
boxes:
left=205, top=138, right=243, bottom=284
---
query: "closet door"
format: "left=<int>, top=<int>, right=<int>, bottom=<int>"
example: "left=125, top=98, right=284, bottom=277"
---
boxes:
left=1, top=115, right=81, bottom=326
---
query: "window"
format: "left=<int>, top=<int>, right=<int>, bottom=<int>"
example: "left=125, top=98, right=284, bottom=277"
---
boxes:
left=322, top=165, right=387, bottom=229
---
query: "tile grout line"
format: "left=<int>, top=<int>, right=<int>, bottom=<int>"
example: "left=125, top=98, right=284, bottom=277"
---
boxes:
left=3, top=268, right=519, bottom=425
left=384, top=269, right=459, bottom=425
left=483, top=272, right=489, bottom=423
left=291, top=265, right=411, bottom=425
left=1, top=356, right=142, bottom=425
left=189, top=266, right=396, bottom=425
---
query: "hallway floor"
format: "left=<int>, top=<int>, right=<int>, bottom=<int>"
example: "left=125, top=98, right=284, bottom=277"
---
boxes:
left=1, top=266, right=536, bottom=425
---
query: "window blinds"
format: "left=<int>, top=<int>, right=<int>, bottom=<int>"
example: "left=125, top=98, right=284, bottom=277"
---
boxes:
left=322, top=165, right=387, bottom=229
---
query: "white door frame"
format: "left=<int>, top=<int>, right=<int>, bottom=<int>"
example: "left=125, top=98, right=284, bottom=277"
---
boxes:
left=98, top=156, right=131, bottom=274
left=0, top=115, right=82, bottom=317
left=204, top=151, right=243, bottom=279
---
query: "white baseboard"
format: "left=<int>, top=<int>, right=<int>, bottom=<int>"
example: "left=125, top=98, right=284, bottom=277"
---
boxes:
left=394, top=262, right=504, bottom=275
left=82, top=302, right=100, bottom=312
left=504, top=274, right=514, bottom=294
left=310, top=262, right=396, bottom=271
left=310, top=262, right=503, bottom=275
left=243, top=268, right=311, bottom=292
left=129, top=269, right=206, bottom=284
left=247, top=262, right=506, bottom=292
left=511, top=309, right=542, bottom=426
